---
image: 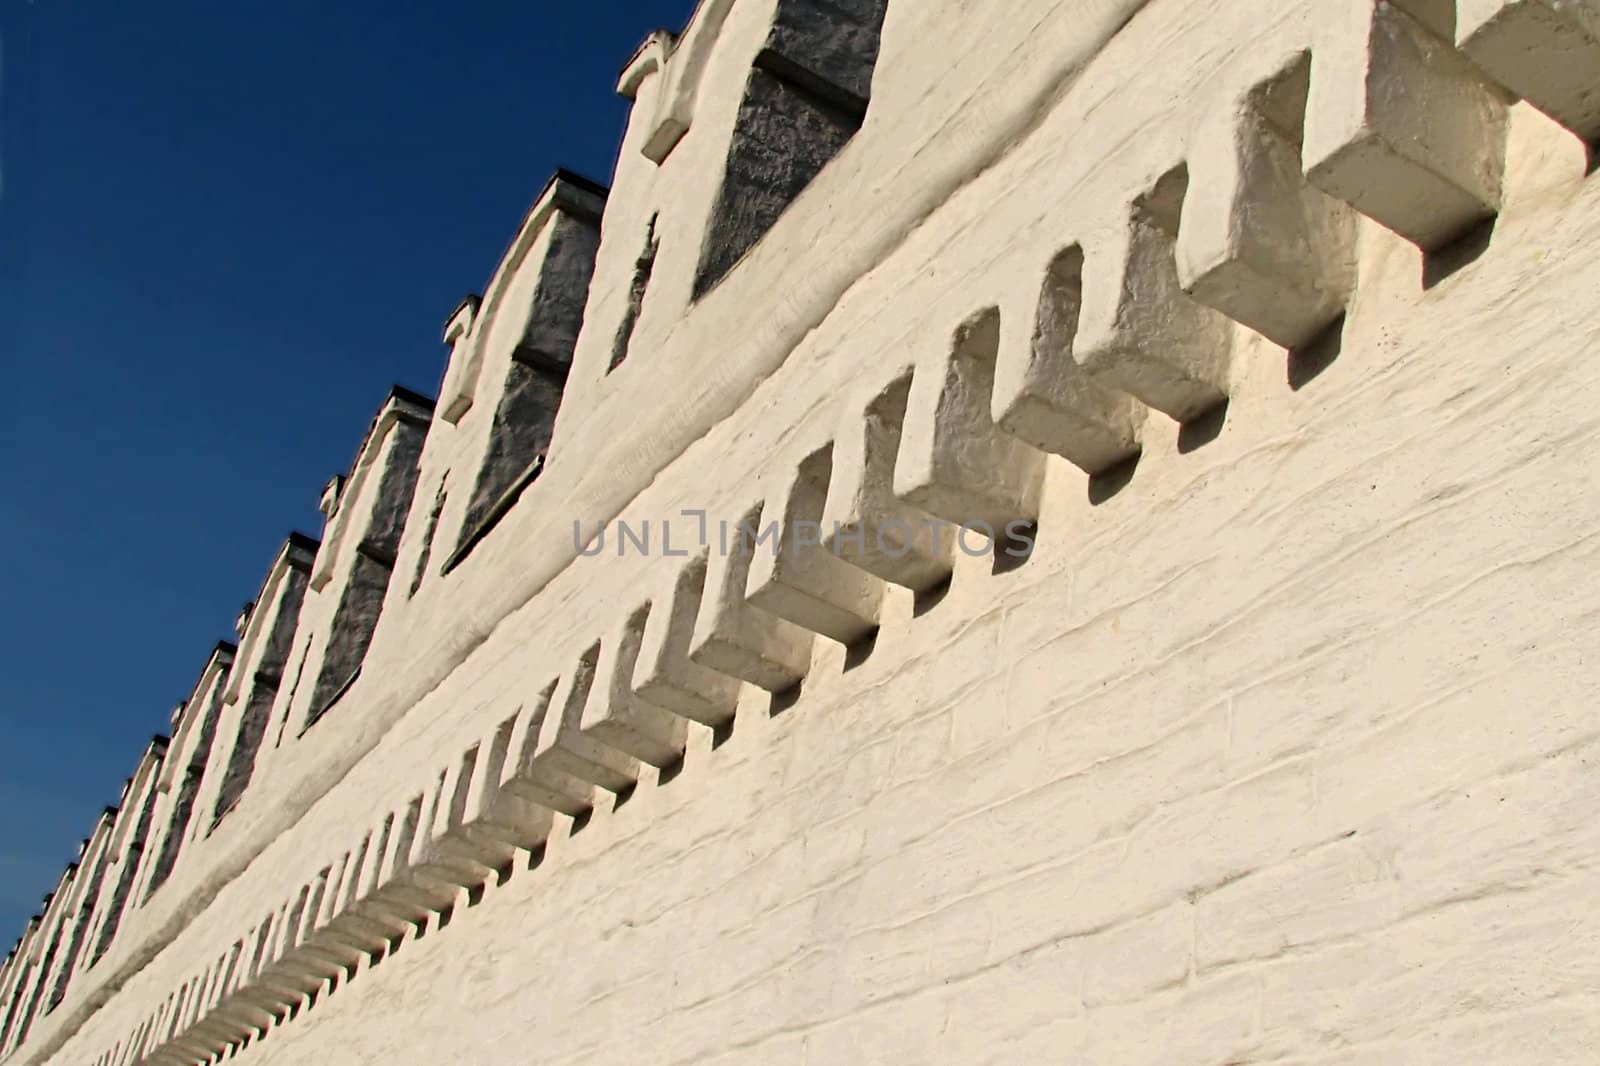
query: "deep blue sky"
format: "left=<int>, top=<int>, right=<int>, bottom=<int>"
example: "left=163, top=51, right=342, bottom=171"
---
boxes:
left=0, top=0, right=697, bottom=946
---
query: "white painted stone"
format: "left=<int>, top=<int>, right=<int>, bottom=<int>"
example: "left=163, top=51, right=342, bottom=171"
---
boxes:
left=1304, top=0, right=1510, bottom=250
left=822, top=374, right=955, bottom=591
left=529, top=647, right=641, bottom=793
left=1178, top=55, right=1359, bottom=350
left=630, top=554, right=742, bottom=727
left=14, top=3, right=1600, bottom=1065
left=1458, top=0, right=1600, bottom=141
left=576, top=604, right=692, bottom=769
left=896, top=309, right=1048, bottom=533
left=990, top=247, right=1147, bottom=474
left=747, top=444, right=884, bottom=644
left=689, top=502, right=815, bottom=692
left=1076, top=184, right=1238, bottom=421
left=495, top=681, right=597, bottom=818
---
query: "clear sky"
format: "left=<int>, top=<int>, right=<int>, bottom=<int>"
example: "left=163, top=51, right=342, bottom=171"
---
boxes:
left=0, top=0, right=698, bottom=947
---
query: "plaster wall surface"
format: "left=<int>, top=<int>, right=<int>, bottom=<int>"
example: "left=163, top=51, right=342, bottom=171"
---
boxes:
left=6, top=0, right=1600, bottom=1062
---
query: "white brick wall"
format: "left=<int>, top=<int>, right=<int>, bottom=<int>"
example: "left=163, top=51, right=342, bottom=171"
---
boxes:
left=12, top=0, right=1600, bottom=1062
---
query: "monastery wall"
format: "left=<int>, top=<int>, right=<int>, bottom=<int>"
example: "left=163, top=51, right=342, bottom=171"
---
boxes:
left=4, top=0, right=1599, bottom=1063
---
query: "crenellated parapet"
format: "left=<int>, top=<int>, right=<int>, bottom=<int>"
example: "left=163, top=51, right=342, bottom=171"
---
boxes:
left=298, top=387, right=433, bottom=729
left=85, top=738, right=168, bottom=975
left=434, top=172, right=607, bottom=569
left=203, top=536, right=318, bottom=831
left=10, top=1, right=1600, bottom=1063
left=139, top=645, right=236, bottom=905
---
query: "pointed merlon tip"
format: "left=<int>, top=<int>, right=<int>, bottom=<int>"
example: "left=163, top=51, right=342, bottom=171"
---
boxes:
left=387, top=384, right=437, bottom=411
left=447, top=293, right=481, bottom=322
left=549, top=168, right=610, bottom=201
left=618, top=28, right=677, bottom=90
left=319, top=476, right=346, bottom=521
left=442, top=294, right=483, bottom=345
